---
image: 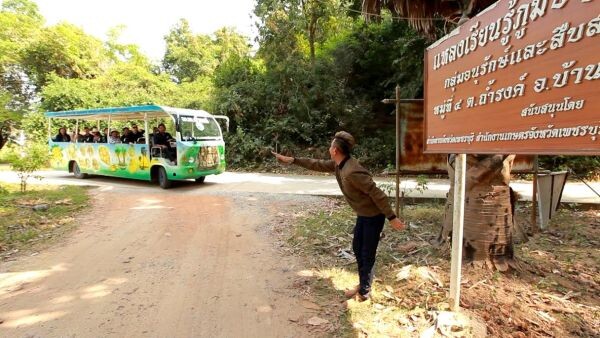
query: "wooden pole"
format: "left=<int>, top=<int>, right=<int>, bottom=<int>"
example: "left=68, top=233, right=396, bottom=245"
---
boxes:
left=531, top=155, right=539, bottom=233
left=449, top=153, right=466, bottom=312
left=395, top=85, right=401, bottom=218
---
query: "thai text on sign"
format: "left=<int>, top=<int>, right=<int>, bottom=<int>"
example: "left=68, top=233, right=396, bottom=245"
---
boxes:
left=424, top=0, right=599, bottom=155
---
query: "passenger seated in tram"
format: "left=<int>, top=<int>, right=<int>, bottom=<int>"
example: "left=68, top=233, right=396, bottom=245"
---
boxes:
left=101, top=128, right=109, bottom=143
left=80, top=127, right=94, bottom=143
left=108, top=130, right=122, bottom=144
left=121, top=127, right=136, bottom=144
left=53, top=127, right=71, bottom=142
left=92, top=131, right=102, bottom=143
left=130, top=124, right=145, bottom=142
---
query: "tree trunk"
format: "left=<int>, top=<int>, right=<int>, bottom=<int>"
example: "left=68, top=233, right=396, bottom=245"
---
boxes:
left=0, top=123, right=9, bottom=151
left=437, top=154, right=520, bottom=271
left=308, top=13, right=317, bottom=64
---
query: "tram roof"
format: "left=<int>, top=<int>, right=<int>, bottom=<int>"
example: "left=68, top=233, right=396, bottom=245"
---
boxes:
left=45, top=105, right=214, bottom=121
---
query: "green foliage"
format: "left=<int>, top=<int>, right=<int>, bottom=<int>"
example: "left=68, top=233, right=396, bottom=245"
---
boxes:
left=40, top=63, right=178, bottom=112
left=163, top=19, right=217, bottom=82
left=105, top=25, right=152, bottom=67
left=95, top=62, right=176, bottom=106
left=540, top=155, right=600, bottom=180
left=0, top=88, right=21, bottom=122
left=0, top=0, right=43, bottom=123
left=0, top=0, right=42, bottom=65
left=224, top=128, right=268, bottom=167
left=352, top=130, right=395, bottom=168
left=21, top=110, right=46, bottom=143
left=1, top=0, right=42, bottom=21
left=40, top=74, right=97, bottom=111
left=5, top=142, right=48, bottom=191
left=166, top=75, right=214, bottom=110
left=377, top=175, right=429, bottom=202
left=22, top=22, right=108, bottom=88
left=215, top=2, right=429, bottom=169
left=213, top=27, right=251, bottom=64
left=162, top=20, right=249, bottom=83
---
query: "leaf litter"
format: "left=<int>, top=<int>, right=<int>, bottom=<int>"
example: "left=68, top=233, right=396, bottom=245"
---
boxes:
left=269, top=197, right=599, bottom=337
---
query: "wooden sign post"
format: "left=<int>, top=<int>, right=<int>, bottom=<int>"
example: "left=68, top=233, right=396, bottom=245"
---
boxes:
left=424, top=0, right=600, bottom=311
left=449, top=153, right=466, bottom=311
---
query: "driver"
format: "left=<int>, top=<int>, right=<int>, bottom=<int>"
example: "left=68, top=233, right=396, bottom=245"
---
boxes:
left=153, top=123, right=176, bottom=161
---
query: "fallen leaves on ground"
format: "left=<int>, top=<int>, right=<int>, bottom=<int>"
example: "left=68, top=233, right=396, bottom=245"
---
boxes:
left=272, top=199, right=599, bottom=337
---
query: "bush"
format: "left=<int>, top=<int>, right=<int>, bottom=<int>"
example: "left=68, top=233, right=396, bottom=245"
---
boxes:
left=5, top=142, right=49, bottom=192
left=0, top=143, right=15, bottom=164
left=224, top=128, right=269, bottom=168
left=540, top=155, right=600, bottom=180
left=353, top=132, right=396, bottom=171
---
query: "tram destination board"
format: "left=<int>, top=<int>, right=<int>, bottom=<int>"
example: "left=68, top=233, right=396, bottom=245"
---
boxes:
left=424, top=0, right=599, bottom=155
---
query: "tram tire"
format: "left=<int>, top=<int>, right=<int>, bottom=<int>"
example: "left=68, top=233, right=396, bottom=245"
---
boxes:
left=158, top=167, right=172, bottom=189
left=73, top=162, right=88, bottom=179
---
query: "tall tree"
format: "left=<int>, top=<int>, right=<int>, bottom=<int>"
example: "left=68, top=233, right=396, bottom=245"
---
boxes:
left=0, top=0, right=43, bottom=122
left=105, top=25, right=152, bottom=68
left=213, top=27, right=251, bottom=64
left=255, top=0, right=347, bottom=64
left=0, top=88, right=13, bottom=150
left=22, top=22, right=109, bottom=88
left=163, top=19, right=218, bottom=83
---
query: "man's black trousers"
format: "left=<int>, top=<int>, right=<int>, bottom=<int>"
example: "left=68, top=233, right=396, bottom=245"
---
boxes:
left=352, top=214, right=385, bottom=296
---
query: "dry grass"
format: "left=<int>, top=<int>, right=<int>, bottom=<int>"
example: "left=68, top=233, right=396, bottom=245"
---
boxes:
left=0, top=183, right=90, bottom=259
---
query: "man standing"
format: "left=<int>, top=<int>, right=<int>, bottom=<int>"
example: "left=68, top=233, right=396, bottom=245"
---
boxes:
left=272, top=131, right=405, bottom=301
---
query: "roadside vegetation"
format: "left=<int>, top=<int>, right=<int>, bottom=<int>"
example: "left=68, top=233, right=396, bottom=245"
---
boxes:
left=0, top=184, right=90, bottom=259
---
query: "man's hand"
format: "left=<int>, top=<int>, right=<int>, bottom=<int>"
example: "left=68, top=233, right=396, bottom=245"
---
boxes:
left=389, top=218, right=406, bottom=231
left=272, top=151, right=294, bottom=165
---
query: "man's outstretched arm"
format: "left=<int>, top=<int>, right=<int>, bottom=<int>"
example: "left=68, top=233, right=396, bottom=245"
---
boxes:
left=272, top=151, right=335, bottom=173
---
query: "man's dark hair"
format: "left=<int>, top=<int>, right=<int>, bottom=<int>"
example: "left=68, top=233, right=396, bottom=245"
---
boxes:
left=158, top=123, right=166, bottom=128
left=332, top=137, right=351, bottom=155
left=332, top=131, right=355, bottom=156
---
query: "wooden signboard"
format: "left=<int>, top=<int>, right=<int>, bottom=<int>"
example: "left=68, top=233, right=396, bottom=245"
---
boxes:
left=398, top=101, right=535, bottom=172
left=424, top=0, right=600, bottom=155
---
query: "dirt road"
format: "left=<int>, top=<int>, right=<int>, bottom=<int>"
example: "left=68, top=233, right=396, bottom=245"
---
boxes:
left=0, top=188, right=317, bottom=337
